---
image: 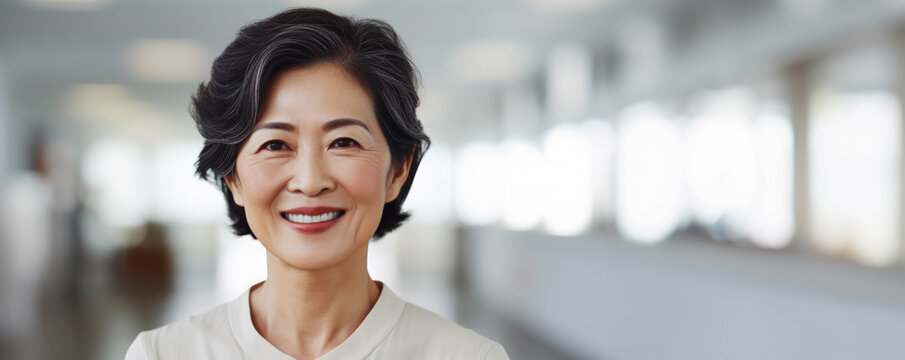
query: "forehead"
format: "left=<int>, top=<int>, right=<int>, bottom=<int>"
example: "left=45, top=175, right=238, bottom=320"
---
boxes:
left=259, top=63, right=376, bottom=126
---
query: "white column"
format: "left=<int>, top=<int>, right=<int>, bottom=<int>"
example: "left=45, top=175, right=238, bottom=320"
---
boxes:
left=895, top=26, right=905, bottom=262
left=0, top=63, right=8, bottom=173
left=788, top=61, right=812, bottom=248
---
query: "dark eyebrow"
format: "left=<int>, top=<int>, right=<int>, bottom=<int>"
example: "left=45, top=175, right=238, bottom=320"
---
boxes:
left=251, top=118, right=369, bottom=134
left=252, top=121, right=295, bottom=133
left=323, top=118, right=370, bottom=133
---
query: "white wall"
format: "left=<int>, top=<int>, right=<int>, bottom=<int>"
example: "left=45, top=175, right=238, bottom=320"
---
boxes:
left=464, top=227, right=905, bottom=360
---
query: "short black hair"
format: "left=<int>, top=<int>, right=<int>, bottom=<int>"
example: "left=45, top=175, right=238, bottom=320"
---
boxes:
left=191, top=7, right=430, bottom=240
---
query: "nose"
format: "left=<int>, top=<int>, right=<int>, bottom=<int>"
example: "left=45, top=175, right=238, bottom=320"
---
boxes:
left=286, top=147, right=335, bottom=197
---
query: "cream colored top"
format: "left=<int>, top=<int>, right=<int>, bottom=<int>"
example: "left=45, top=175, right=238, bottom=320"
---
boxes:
left=125, top=284, right=509, bottom=359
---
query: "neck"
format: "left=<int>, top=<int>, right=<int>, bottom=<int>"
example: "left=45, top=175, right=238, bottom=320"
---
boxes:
left=250, top=248, right=380, bottom=359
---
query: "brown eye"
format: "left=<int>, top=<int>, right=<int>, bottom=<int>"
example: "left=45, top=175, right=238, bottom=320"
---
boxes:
left=331, top=138, right=358, bottom=148
left=261, top=140, right=288, bottom=151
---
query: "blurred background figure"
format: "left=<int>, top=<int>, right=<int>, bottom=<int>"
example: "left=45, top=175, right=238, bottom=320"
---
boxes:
left=3, top=0, right=905, bottom=359
left=0, top=126, right=81, bottom=359
left=0, top=128, right=56, bottom=359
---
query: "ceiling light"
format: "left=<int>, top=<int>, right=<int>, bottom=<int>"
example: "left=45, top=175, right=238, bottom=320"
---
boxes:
left=528, top=0, right=609, bottom=13
left=64, top=83, right=168, bottom=131
left=65, top=83, right=134, bottom=122
left=124, top=39, right=209, bottom=83
left=20, top=0, right=108, bottom=11
left=450, top=41, right=534, bottom=84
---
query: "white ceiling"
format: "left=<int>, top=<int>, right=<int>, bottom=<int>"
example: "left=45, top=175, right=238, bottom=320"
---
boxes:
left=0, top=0, right=641, bottom=142
left=2, top=0, right=905, bottom=150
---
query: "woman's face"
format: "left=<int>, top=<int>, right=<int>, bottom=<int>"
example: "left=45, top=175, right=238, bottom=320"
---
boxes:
left=226, top=63, right=409, bottom=271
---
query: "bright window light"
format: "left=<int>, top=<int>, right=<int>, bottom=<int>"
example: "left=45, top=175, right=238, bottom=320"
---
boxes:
left=500, top=139, right=544, bottom=231
left=542, top=124, right=593, bottom=236
left=685, top=88, right=757, bottom=235
left=615, top=103, right=685, bottom=244
left=746, top=105, right=794, bottom=249
left=454, top=142, right=502, bottom=225
left=583, top=119, right=616, bottom=225
left=217, top=230, right=266, bottom=302
left=406, top=143, right=455, bottom=223
left=810, top=90, right=900, bottom=267
left=367, top=230, right=399, bottom=289
left=686, top=88, right=794, bottom=248
left=81, top=139, right=148, bottom=229
left=150, top=141, right=224, bottom=224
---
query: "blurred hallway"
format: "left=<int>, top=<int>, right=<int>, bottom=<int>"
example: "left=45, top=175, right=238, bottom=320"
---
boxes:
left=5, top=0, right=905, bottom=359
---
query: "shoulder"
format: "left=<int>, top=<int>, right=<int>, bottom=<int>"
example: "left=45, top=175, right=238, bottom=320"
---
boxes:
left=381, top=301, right=509, bottom=360
left=125, top=300, right=242, bottom=359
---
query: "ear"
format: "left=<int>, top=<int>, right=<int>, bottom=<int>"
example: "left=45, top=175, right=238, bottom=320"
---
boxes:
left=225, top=173, right=245, bottom=206
left=385, top=150, right=414, bottom=203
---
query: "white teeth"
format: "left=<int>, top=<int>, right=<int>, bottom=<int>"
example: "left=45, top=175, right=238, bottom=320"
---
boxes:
left=285, top=211, right=342, bottom=224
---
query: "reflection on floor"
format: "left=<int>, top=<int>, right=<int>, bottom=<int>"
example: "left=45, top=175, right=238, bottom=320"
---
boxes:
left=0, top=258, right=574, bottom=360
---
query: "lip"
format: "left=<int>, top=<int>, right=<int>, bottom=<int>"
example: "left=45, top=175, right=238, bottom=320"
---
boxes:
left=281, top=207, right=345, bottom=234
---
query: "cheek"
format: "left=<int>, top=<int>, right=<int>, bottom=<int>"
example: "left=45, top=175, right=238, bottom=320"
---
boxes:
left=337, top=159, right=389, bottom=206
left=237, top=161, right=286, bottom=219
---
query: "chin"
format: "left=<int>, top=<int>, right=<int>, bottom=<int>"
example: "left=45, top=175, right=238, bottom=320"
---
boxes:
left=269, top=236, right=367, bottom=271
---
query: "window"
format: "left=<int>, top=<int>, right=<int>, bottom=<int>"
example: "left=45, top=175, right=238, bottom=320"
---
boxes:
left=808, top=41, right=900, bottom=266
left=615, top=102, right=685, bottom=244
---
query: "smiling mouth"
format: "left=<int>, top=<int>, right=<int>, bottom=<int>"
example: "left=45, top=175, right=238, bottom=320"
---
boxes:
left=281, top=210, right=345, bottom=224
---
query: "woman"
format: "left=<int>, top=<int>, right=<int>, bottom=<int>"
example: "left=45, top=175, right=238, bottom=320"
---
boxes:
left=125, top=8, right=508, bottom=360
